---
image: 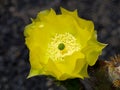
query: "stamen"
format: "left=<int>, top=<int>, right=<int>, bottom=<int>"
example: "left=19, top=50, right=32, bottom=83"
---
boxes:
left=47, top=33, right=80, bottom=61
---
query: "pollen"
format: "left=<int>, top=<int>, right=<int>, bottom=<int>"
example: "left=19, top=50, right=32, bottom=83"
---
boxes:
left=47, top=33, right=80, bottom=61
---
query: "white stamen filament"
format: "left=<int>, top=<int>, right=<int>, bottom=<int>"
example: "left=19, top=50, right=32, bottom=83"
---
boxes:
left=47, top=33, right=80, bottom=61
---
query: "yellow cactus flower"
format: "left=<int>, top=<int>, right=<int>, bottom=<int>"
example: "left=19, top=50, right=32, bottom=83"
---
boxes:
left=24, top=8, right=107, bottom=80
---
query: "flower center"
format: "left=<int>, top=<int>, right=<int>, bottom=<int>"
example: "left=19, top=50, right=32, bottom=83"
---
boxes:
left=47, top=33, right=80, bottom=61
left=58, top=43, right=65, bottom=50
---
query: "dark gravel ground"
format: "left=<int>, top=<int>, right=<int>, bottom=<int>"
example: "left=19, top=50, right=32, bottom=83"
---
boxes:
left=0, top=0, right=120, bottom=90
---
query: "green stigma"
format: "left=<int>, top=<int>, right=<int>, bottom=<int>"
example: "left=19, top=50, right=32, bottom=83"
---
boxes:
left=58, top=43, right=65, bottom=50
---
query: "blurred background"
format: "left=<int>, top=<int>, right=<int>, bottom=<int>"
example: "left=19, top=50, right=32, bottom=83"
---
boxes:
left=0, top=0, right=120, bottom=90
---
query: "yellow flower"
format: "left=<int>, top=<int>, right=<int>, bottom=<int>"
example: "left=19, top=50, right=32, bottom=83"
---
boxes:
left=24, top=8, right=107, bottom=80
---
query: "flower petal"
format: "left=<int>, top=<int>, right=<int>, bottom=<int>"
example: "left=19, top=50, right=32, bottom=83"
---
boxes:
left=79, top=64, right=89, bottom=78
left=24, top=22, right=50, bottom=48
left=27, top=68, right=45, bottom=78
left=45, top=59, right=62, bottom=79
left=24, top=21, right=53, bottom=66
left=43, top=15, right=78, bottom=35
left=60, top=7, right=94, bottom=48
left=73, top=59, right=86, bottom=73
left=60, top=7, right=78, bottom=17
left=29, top=46, right=49, bottom=69
left=33, top=8, right=56, bottom=22
left=74, top=20, right=94, bottom=48
left=54, top=51, right=84, bottom=75
left=82, top=31, right=107, bottom=66
left=59, top=73, right=83, bottom=80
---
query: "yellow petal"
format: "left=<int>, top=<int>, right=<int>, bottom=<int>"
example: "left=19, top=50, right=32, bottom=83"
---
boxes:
left=73, top=58, right=86, bottom=74
left=36, top=9, right=78, bottom=35
left=60, top=7, right=94, bottom=48
left=29, top=46, right=48, bottom=69
left=47, top=8, right=56, bottom=17
left=45, top=59, right=62, bottom=79
left=59, top=73, right=73, bottom=80
left=27, top=68, right=45, bottom=78
left=75, top=20, right=94, bottom=48
left=82, top=31, right=107, bottom=66
left=55, top=51, right=84, bottom=74
left=58, top=73, right=84, bottom=80
left=60, top=7, right=78, bottom=17
left=25, top=23, right=51, bottom=68
left=43, top=15, right=78, bottom=35
left=79, top=64, right=89, bottom=78
left=34, top=8, right=56, bottom=21
left=84, top=43, right=106, bottom=66
left=58, top=73, right=83, bottom=80
left=71, top=58, right=89, bottom=79
left=24, top=21, right=51, bottom=48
